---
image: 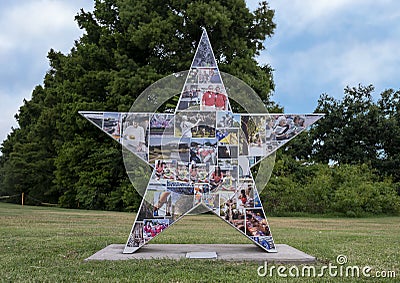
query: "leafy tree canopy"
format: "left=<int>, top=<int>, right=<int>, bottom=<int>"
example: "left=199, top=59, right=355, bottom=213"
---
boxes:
left=0, top=0, right=276, bottom=210
left=285, top=84, right=400, bottom=182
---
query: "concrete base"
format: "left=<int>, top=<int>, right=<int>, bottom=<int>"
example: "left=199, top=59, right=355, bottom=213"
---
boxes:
left=85, top=244, right=316, bottom=264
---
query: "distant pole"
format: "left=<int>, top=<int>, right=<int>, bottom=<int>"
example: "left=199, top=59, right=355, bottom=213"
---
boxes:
left=21, top=192, right=24, bottom=207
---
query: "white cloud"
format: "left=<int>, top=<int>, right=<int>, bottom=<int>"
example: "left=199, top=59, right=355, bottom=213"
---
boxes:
left=267, top=36, right=400, bottom=111
left=0, top=88, right=28, bottom=143
left=269, top=0, right=353, bottom=36
left=259, top=0, right=400, bottom=113
left=270, top=0, right=400, bottom=37
left=0, top=0, right=93, bottom=144
left=0, top=0, right=82, bottom=54
left=338, top=39, right=400, bottom=87
left=245, top=0, right=259, bottom=11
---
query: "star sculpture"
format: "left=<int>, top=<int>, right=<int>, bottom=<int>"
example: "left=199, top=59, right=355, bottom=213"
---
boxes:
left=80, top=29, right=323, bottom=254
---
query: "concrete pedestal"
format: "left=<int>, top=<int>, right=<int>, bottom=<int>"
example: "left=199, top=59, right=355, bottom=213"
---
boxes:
left=85, top=244, right=316, bottom=264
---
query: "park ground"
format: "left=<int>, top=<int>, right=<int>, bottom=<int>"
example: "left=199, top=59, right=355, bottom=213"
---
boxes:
left=0, top=202, right=398, bottom=282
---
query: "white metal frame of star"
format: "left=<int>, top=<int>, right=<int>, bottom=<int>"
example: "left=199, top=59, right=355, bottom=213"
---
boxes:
left=80, top=29, right=323, bottom=254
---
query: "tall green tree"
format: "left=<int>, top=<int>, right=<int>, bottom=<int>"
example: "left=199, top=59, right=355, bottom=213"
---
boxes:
left=0, top=0, right=276, bottom=210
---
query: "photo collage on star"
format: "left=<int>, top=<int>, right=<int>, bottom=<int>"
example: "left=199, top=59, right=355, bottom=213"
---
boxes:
left=78, top=29, right=324, bottom=254
left=82, top=110, right=318, bottom=251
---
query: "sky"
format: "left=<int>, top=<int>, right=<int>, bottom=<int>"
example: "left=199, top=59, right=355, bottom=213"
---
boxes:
left=1, top=0, right=400, bottom=144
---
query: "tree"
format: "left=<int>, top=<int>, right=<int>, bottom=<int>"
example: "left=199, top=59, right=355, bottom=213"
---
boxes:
left=0, top=0, right=276, bottom=210
left=312, top=84, right=380, bottom=165
left=376, top=89, right=400, bottom=181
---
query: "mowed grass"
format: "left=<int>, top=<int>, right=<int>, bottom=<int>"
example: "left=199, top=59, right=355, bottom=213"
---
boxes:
left=0, top=202, right=398, bottom=282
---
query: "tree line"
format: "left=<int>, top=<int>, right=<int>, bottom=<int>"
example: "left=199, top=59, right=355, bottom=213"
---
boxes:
left=0, top=0, right=399, bottom=215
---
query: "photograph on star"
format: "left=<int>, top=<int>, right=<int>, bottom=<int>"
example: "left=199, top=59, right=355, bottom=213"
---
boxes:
left=176, top=161, right=189, bottom=182
left=203, top=192, right=219, bottom=214
left=190, top=138, right=217, bottom=165
left=149, top=113, right=174, bottom=137
left=216, top=111, right=240, bottom=128
left=148, top=137, right=190, bottom=163
left=192, top=32, right=217, bottom=67
left=152, top=159, right=177, bottom=181
left=219, top=192, right=245, bottom=233
left=217, top=128, right=239, bottom=145
left=125, top=222, right=144, bottom=248
left=81, top=112, right=103, bottom=129
left=174, top=111, right=216, bottom=138
left=177, top=83, right=201, bottom=110
left=236, top=179, right=255, bottom=210
left=177, top=66, right=228, bottom=111
left=189, top=162, right=209, bottom=183
left=245, top=208, right=272, bottom=238
left=143, top=219, right=170, bottom=242
left=194, top=183, right=210, bottom=205
left=121, top=113, right=150, bottom=161
left=103, top=112, right=122, bottom=141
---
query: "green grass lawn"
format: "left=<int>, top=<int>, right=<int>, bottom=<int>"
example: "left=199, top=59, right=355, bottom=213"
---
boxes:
left=0, top=202, right=398, bottom=282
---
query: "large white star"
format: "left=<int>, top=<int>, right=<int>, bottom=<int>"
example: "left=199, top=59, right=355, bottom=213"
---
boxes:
left=80, top=29, right=323, bottom=253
